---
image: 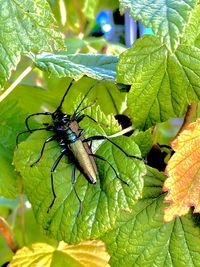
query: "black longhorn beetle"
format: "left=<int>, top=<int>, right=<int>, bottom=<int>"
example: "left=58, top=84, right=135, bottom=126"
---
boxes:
left=17, top=79, right=144, bottom=214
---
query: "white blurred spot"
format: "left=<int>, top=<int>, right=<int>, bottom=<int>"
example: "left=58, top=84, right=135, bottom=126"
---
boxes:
left=25, top=201, right=32, bottom=209
left=102, top=24, right=112, bottom=32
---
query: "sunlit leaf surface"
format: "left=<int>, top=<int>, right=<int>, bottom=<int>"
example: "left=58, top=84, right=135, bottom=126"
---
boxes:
left=0, top=0, right=63, bottom=88
left=117, top=35, right=200, bottom=129
left=9, top=240, right=110, bottom=267
left=120, top=0, right=197, bottom=50
left=32, top=53, right=118, bottom=81
left=103, top=167, right=200, bottom=267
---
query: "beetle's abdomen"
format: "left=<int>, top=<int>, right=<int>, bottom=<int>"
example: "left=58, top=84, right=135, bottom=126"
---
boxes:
left=68, top=140, right=97, bottom=184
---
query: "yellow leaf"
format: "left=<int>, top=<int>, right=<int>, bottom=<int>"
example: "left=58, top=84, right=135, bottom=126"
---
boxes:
left=9, top=240, right=110, bottom=267
left=163, top=119, right=200, bottom=222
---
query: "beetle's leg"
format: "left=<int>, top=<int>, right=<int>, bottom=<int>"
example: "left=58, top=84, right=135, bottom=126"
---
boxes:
left=77, top=129, right=84, bottom=138
left=76, top=99, right=97, bottom=114
left=71, top=165, right=82, bottom=216
left=88, top=153, right=129, bottom=186
left=76, top=114, right=107, bottom=128
left=16, top=127, right=52, bottom=147
left=76, top=114, right=98, bottom=124
left=73, top=80, right=101, bottom=115
left=84, top=135, right=145, bottom=162
left=47, top=151, right=66, bottom=213
left=25, top=112, right=52, bottom=131
left=56, top=79, right=74, bottom=110
left=30, top=135, right=57, bottom=167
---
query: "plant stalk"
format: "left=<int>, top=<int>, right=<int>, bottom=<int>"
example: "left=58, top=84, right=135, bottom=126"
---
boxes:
left=175, top=103, right=197, bottom=139
left=0, top=65, right=33, bottom=102
left=0, top=217, right=18, bottom=253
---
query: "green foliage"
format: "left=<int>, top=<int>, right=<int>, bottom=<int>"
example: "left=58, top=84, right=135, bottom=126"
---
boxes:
left=119, top=0, right=197, bottom=50
left=0, top=0, right=64, bottom=88
left=31, top=53, right=118, bottom=81
left=117, top=2, right=200, bottom=129
left=0, top=0, right=200, bottom=266
left=13, top=108, right=145, bottom=243
left=102, top=167, right=200, bottom=267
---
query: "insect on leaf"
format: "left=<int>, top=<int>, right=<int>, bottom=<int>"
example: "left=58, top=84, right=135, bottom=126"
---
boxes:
left=14, top=131, right=145, bottom=243
left=163, top=119, right=200, bottom=222
left=9, top=240, right=110, bottom=267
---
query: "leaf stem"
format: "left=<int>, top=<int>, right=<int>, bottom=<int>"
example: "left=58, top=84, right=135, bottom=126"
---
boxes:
left=108, top=126, right=134, bottom=138
left=19, top=193, right=26, bottom=246
left=0, top=65, right=33, bottom=102
left=175, top=103, right=197, bottom=138
left=0, top=217, right=18, bottom=253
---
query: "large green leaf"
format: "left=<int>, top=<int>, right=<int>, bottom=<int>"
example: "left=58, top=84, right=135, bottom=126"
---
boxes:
left=119, top=0, right=197, bottom=50
left=102, top=167, right=200, bottom=267
left=32, top=53, right=118, bottom=81
left=117, top=35, right=200, bottom=129
left=0, top=0, right=64, bottom=88
left=13, top=108, right=146, bottom=243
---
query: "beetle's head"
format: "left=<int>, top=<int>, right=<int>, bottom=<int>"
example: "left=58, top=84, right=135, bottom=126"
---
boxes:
left=52, top=108, right=71, bottom=125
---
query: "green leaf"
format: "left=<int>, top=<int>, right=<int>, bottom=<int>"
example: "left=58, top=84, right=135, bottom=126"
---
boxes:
left=181, top=4, right=200, bottom=48
left=119, top=0, right=197, bottom=50
left=0, top=83, right=61, bottom=199
left=0, top=100, right=25, bottom=198
left=0, top=0, right=64, bottom=88
left=46, top=77, right=127, bottom=116
left=132, top=129, right=153, bottom=157
left=32, top=53, right=118, bottom=81
left=9, top=240, right=110, bottom=267
left=13, top=118, right=145, bottom=243
left=117, top=35, right=200, bottom=129
left=0, top=146, right=17, bottom=199
left=102, top=167, right=200, bottom=267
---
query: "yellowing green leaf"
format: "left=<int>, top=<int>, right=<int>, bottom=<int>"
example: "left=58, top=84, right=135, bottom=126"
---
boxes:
left=163, top=119, right=200, bottom=222
left=10, top=240, right=110, bottom=267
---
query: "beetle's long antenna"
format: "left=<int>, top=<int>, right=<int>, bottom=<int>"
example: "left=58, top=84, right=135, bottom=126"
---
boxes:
left=73, top=80, right=101, bottom=115
left=56, top=79, right=75, bottom=110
